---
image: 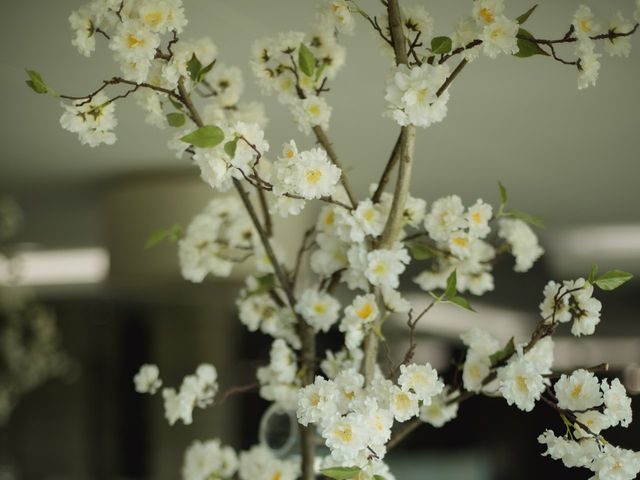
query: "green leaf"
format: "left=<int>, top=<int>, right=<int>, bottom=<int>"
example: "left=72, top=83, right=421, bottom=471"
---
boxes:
left=489, top=337, right=516, bottom=367
left=186, top=53, right=203, bottom=82
left=224, top=137, right=239, bottom=158
left=166, top=112, right=186, bottom=127
left=181, top=125, right=225, bottom=148
left=444, top=270, right=458, bottom=299
left=516, top=5, right=538, bottom=24
left=594, top=270, right=633, bottom=291
left=199, top=60, right=215, bottom=80
left=145, top=224, right=182, bottom=249
left=587, top=264, right=599, bottom=284
left=320, top=467, right=361, bottom=480
left=508, top=209, right=545, bottom=229
left=373, top=476, right=386, bottom=480
left=498, top=181, right=508, bottom=208
left=514, top=28, right=548, bottom=58
left=449, top=295, right=475, bottom=312
left=248, top=274, right=276, bottom=297
left=408, top=241, right=435, bottom=260
left=25, top=69, right=54, bottom=95
left=298, top=43, right=316, bottom=77
left=169, top=97, right=184, bottom=111
left=431, top=36, right=452, bottom=54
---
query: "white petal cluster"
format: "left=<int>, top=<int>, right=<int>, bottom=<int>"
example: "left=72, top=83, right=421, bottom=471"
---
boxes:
left=340, top=294, right=379, bottom=351
left=238, top=444, right=300, bottom=480
left=133, top=364, right=162, bottom=394
left=162, top=363, right=219, bottom=425
left=497, top=218, right=544, bottom=273
left=291, top=97, right=333, bottom=135
left=419, top=392, right=459, bottom=428
left=178, top=196, right=254, bottom=282
left=604, top=12, right=634, bottom=58
left=497, top=338, right=554, bottom=412
left=295, top=289, right=341, bottom=333
left=554, top=369, right=603, bottom=412
left=602, top=378, right=633, bottom=428
left=273, top=144, right=341, bottom=201
left=317, top=1, right=356, bottom=36
left=236, top=276, right=300, bottom=349
left=415, top=196, right=496, bottom=296
left=460, top=328, right=500, bottom=392
left=365, top=244, right=411, bottom=289
left=539, top=278, right=602, bottom=336
left=60, top=92, right=117, bottom=147
left=539, top=431, right=640, bottom=479
left=297, top=364, right=442, bottom=466
left=470, top=0, right=519, bottom=58
left=182, top=439, right=238, bottom=480
left=385, top=63, right=450, bottom=128
left=257, top=339, right=300, bottom=410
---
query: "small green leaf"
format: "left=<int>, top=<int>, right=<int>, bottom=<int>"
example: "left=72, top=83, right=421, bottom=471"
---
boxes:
left=498, top=181, right=508, bottom=208
left=166, top=112, right=186, bottom=127
left=508, top=209, right=545, bottom=229
left=181, top=125, right=225, bottom=148
left=199, top=60, right=215, bottom=81
left=489, top=337, right=515, bottom=367
left=169, top=97, right=184, bottom=111
left=409, top=241, right=435, bottom=260
left=587, top=264, right=599, bottom=284
left=224, top=137, right=239, bottom=158
left=248, top=274, right=275, bottom=297
left=320, top=466, right=361, bottom=480
left=145, top=224, right=182, bottom=249
left=186, top=54, right=203, bottom=81
left=314, top=61, right=327, bottom=81
left=298, top=43, right=316, bottom=77
left=431, top=36, right=452, bottom=54
left=444, top=270, right=457, bottom=299
left=373, top=476, right=386, bottom=480
left=449, top=295, right=475, bottom=312
left=516, top=5, right=538, bottom=24
left=514, top=28, right=548, bottom=58
left=25, top=69, right=54, bottom=95
left=594, top=270, right=633, bottom=291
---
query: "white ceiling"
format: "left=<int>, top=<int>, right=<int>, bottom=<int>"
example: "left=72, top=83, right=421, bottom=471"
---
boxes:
left=2, top=0, right=640, bottom=248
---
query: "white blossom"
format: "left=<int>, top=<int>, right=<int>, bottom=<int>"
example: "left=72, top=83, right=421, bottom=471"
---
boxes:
left=134, top=364, right=162, bottom=394
left=182, top=439, right=238, bottom=480
left=497, top=218, right=544, bottom=272
left=295, top=289, right=341, bottom=333
left=554, top=369, right=603, bottom=412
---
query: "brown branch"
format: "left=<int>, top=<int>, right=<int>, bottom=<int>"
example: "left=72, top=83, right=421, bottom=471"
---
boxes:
left=371, top=131, right=402, bottom=203
left=215, top=382, right=259, bottom=405
left=292, top=227, right=316, bottom=286
left=257, top=188, right=273, bottom=238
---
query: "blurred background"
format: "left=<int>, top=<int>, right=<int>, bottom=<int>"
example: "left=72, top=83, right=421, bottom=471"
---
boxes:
left=1, top=0, right=640, bottom=479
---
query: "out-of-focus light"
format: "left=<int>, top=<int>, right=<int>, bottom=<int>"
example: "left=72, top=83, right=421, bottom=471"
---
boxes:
left=624, top=363, right=640, bottom=394
left=0, top=247, right=109, bottom=286
left=545, top=224, right=640, bottom=275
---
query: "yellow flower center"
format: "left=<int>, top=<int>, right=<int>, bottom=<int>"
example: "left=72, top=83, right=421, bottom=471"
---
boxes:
left=489, top=26, right=505, bottom=40
left=356, top=303, right=373, bottom=320
left=579, top=19, right=591, bottom=33
left=307, top=103, right=321, bottom=116
left=363, top=208, right=376, bottom=222
left=272, top=471, right=282, bottom=480
left=516, top=375, right=528, bottom=392
left=479, top=8, right=494, bottom=23
left=144, top=11, right=164, bottom=28
left=452, top=236, right=469, bottom=248
left=310, top=393, right=321, bottom=407
left=286, top=148, right=295, bottom=158
left=428, top=403, right=441, bottom=416
left=127, top=34, right=145, bottom=49
left=306, top=169, right=322, bottom=185
left=571, top=384, right=583, bottom=398
left=471, top=212, right=482, bottom=224
left=324, top=210, right=335, bottom=225
left=395, top=393, right=411, bottom=410
left=335, top=426, right=353, bottom=443
left=372, top=263, right=386, bottom=275
left=313, top=303, right=327, bottom=314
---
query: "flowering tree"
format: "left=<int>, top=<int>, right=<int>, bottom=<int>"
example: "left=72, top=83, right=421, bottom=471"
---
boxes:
left=27, top=0, right=640, bottom=479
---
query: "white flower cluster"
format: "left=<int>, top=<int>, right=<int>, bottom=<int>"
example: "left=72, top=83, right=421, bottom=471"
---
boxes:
left=178, top=196, right=254, bottom=282
left=237, top=276, right=300, bottom=348
left=539, top=277, right=602, bottom=336
left=536, top=369, right=637, bottom=479
left=182, top=439, right=238, bottom=480
left=250, top=28, right=345, bottom=134
left=497, top=217, right=544, bottom=273
left=257, top=339, right=300, bottom=410
left=238, top=444, right=300, bottom=480
left=271, top=141, right=342, bottom=203
left=297, top=364, right=444, bottom=470
left=133, top=363, right=218, bottom=425
left=414, top=196, right=497, bottom=296
left=60, top=92, right=117, bottom=147
left=385, top=63, right=450, bottom=128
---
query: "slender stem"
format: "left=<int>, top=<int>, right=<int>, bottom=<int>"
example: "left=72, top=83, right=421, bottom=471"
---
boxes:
left=312, top=125, right=358, bottom=209
left=388, top=417, right=422, bottom=450
left=257, top=188, right=273, bottom=237
left=371, top=131, right=402, bottom=203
